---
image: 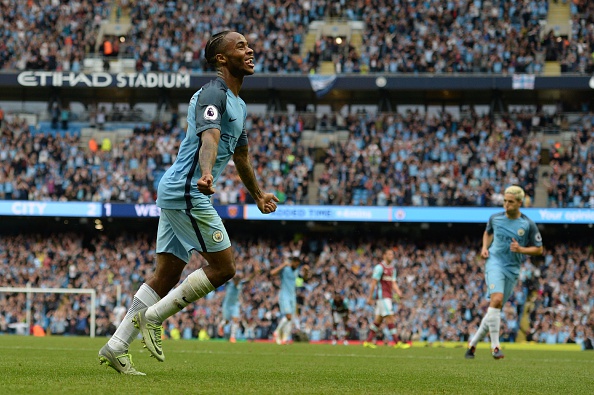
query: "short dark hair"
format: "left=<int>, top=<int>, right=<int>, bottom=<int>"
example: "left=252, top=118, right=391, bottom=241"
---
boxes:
left=205, top=31, right=232, bottom=66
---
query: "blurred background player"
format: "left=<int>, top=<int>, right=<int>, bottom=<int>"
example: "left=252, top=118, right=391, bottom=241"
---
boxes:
left=466, top=186, right=543, bottom=360
left=271, top=253, right=309, bottom=345
left=363, top=248, right=410, bottom=349
left=326, top=290, right=350, bottom=345
left=241, top=314, right=257, bottom=342
left=217, top=261, right=259, bottom=343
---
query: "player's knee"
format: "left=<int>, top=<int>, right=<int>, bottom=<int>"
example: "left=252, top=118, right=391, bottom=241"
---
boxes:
left=148, top=272, right=181, bottom=297
left=156, top=272, right=180, bottom=287
left=149, top=267, right=182, bottom=291
left=217, top=261, right=236, bottom=283
left=201, top=249, right=236, bottom=285
left=490, top=295, right=504, bottom=308
left=151, top=253, right=186, bottom=293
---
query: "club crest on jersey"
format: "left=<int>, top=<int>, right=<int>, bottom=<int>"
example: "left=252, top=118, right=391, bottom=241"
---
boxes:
left=212, top=230, right=224, bottom=243
left=204, top=105, right=218, bottom=121
left=517, top=229, right=525, bottom=237
left=490, top=283, right=495, bottom=290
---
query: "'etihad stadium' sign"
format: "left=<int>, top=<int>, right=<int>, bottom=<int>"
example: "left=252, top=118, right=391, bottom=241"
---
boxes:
left=17, top=71, right=191, bottom=88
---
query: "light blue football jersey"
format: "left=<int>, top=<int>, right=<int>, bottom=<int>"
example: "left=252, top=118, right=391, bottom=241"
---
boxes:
left=223, top=279, right=245, bottom=307
left=280, top=266, right=298, bottom=299
left=485, top=212, right=543, bottom=277
left=157, top=78, right=248, bottom=209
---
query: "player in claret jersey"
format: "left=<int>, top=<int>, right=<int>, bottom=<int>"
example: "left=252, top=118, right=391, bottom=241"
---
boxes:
left=363, top=248, right=410, bottom=349
left=327, top=290, right=350, bottom=345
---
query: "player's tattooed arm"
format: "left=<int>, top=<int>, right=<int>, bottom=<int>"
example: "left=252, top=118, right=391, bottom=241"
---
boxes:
left=234, top=145, right=279, bottom=213
left=233, top=145, right=263, bottom=200
left=199, top=128, right=220, bottom=175
left=197, top=128, right=221, bottom=195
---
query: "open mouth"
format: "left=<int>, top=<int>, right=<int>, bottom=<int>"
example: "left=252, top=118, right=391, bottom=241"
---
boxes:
left=245, top=58, right=254, bottom=67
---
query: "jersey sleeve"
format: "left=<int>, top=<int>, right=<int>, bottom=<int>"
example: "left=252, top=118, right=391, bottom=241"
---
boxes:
left=371, top=264, right=383, bottom=281
left=237, top=102, right=248, bottom=147
left=236, top=129, right=248, bottom=147
left=280, top=266, right=290, bottom=279
left=527, top=219, right=543, bottom=247
left=194, top=84, right=227, bottom=135
left=485, top=214, right=495, bottom=234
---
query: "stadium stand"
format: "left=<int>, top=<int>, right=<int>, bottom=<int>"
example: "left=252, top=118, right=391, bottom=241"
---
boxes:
left=543, top=116, right=594, bottom=208
left=313, top=110, right=542, bottom=206
left=0, top=230, right=592, bottom=347
left=2, top=108, right=592, bottom=207
left=1, top=0, right=592, bottom=74
left=0, top=0, right=593, bottom=355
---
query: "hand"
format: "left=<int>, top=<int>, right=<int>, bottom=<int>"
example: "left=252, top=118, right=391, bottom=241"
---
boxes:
left=481, top=247, right=489, bottom=259
left=256, top=193, right=280, bottom=214
left=510, top=238, right=522, bottom=253
left=197, top=174, right=215, bottom=195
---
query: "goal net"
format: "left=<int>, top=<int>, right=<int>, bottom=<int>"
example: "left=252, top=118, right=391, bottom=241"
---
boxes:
left=0, top=285, right=96, bottom=337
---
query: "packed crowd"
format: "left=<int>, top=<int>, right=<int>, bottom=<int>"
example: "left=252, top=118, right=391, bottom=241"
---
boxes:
left=332, top=0, right=551, bottom=75
left=0, top=0, right=109, bottom=72
left=0, top=117, right=172, bottom=202
left=126, top=0, right=313, bottom=74
left=315, top=109, right=542, bottom=207
left=544, top=113, right=594, bottom=208
left=0, top=231, right=592, bottom=349
left=0, top=113, right=313, bottom=205
left=566, top=0, right=594, bottom=74
left=4, top=107, right=594, bottom=207
left=2, top=0, right=593, bottom=75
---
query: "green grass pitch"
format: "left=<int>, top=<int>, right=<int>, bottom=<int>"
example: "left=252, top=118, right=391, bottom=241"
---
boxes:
left=0, top=336, right=592, bottom=394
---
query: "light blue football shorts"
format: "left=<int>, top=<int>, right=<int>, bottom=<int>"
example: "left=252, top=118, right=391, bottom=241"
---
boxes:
left=156, top=207, right=231, bottom=263
left=485, top=268, right=518, bottom=303
left=222, top=302, right=240, bottom=321
left=279, top=294, right=296, bottom=316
